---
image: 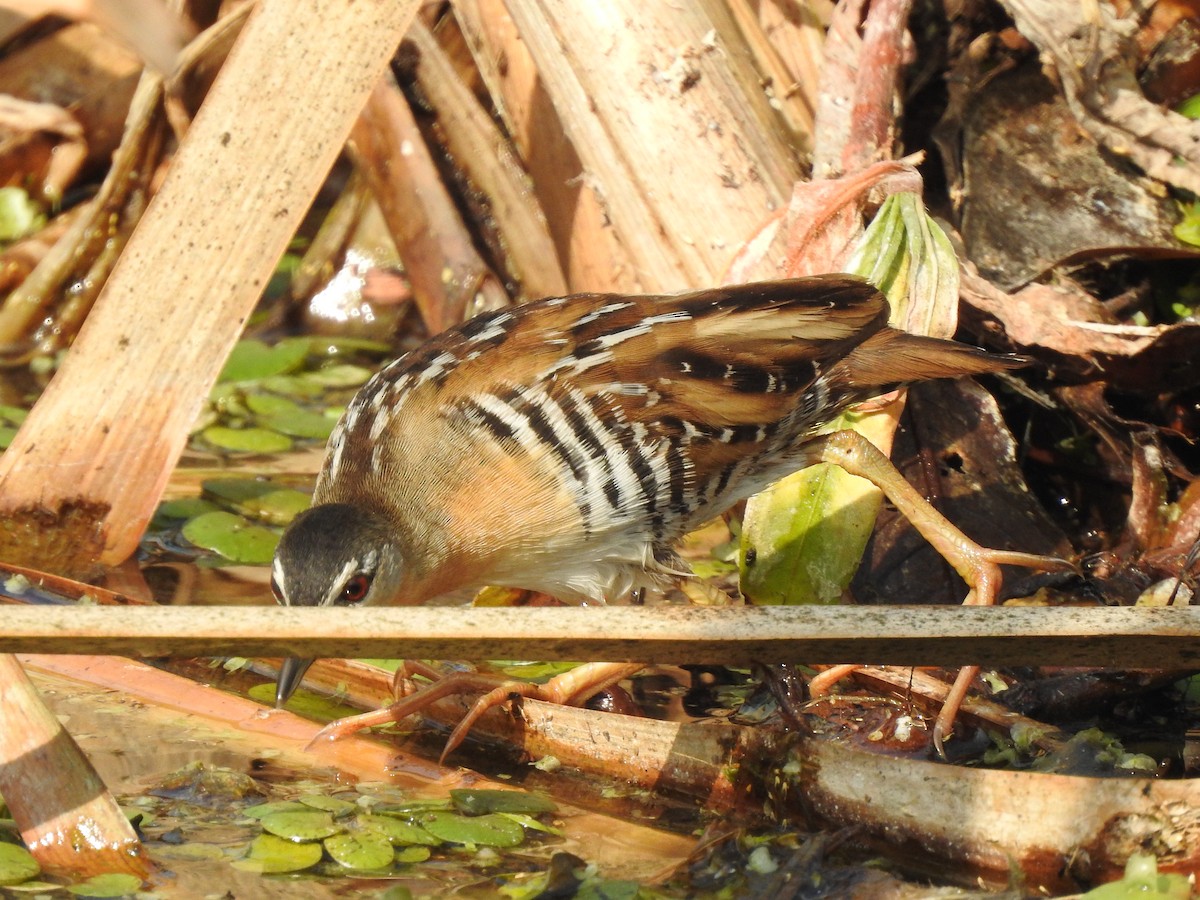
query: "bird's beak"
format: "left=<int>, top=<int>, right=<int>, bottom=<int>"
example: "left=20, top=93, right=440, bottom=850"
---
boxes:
left=275, top=657, right=315, bottom=707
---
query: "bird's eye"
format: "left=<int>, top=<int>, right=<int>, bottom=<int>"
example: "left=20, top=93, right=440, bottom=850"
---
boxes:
left=337, top=574, right=371, bottom=606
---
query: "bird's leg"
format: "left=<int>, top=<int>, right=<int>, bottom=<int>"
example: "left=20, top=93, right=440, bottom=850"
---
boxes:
left=309, top=661, right=647, bottom=764
left=806, top=429, right=1074, bottom=755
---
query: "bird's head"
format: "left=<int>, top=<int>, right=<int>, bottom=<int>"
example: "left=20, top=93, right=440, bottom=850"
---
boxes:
left=270, top=502, right=406, bottom=707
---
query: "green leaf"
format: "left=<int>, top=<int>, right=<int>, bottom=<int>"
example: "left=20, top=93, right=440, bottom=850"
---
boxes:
left=419, top=812, right=525, bottom=848
left=1176, top=94, right=1200, bottom=119
left=0, top=842, right=39, bottom=886
left=259, top=374, right=328, bottom=398
left=323, top=830, right=394, bottom=870
left=302, top=363, right=373, bottom=388
left=233, top=833, right=323, bottom=874
left=358, top=814, right=442, bottom=846
left=1173, top=202, right=1200, bottom=247
left=239, top=488, right=311, bottom=526
left=309, top=336, right=392, bottom=357
left=394, top=846, right=431, bottom=865
left=244, top=393, right=305, bottom=417
left=219, top=338, right=311, bottom=383
left=257, top=408, right=336, bottom=441
left=202, top=478, right=277, bottom=504
left=298, top=794, right=358, bottom=816
left=260, top=809, right=342, bottom=841
left=0, top=188, right=44, bottom=243
left=181, top=511, right=279, bottom=564
left=0, top=405, right=27, bottom=426
left=154, top=497, right=220, bottom=522
left=65, top=872, right=143, bottom=896
left=449, top=789, right=556, bottom=816
left=202, top=425, right=293, bottom=454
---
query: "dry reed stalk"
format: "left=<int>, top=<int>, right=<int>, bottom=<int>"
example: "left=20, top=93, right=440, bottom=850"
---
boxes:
left=349, top=72, right=509, bottom=334
left=0, top=654, right=148, bottom=879
left=498, top=0, right=799, bottom=292
left=452, top=0, right=640, bottom=293
left=0, top=0, right=420, bottom=574
left=4, top=603, right=1200, bottom=669
left=719, top=0, right=828, bottom=149
left=407, top=21, right=568, bottom=301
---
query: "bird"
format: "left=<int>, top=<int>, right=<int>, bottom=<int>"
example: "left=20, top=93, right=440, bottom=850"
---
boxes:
left=270, top=274, right=1066, bottom=757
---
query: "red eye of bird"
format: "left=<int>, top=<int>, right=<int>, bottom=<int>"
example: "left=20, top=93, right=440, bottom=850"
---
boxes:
left=339, top=574, right=370, bottom=605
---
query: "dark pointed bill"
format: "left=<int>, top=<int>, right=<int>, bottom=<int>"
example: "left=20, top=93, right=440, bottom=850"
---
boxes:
left=276, top=657, right=315, bottom=707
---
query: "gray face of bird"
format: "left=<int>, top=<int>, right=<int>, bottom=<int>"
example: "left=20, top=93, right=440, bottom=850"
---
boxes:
left=271, top=503, right=408, bottom=708
left=271, top=503, right=407, bottom=610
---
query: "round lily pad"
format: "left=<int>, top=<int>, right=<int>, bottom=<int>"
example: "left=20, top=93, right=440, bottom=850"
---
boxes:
left=419, top=812, right=525, bottom=848
left=234, top=833, right=323, bottom=874
left=302, top=363, right=373, bottom=388
left=449, top=789, right=556, bottom=816
left=359, top=814, right=441, bottom=846
left=201, top=478, right=277, bottom=503
left=394, top=845, right=432, bottom=865
left=298, top=794, right=358, bottom=816
left=310, top=336, right=391, bottom=357
left=202, top=425, right=293, bottom=454
left=65, top=873, right=143, bottom=896
left=244, top=393, right=303, bottom=417
left=0, top=405, right=27, bottom=425
left=497, top=812, right=564, bottom=837
left=0, top=842, right=39, bottom=886
left=181, top=511, right=279, bottom=564
left=240, top=489, right=311, bottom=526
left=155, top=497, right=220, bottom=521
left=257, top=409, right=336, bottom=441
left=323, top=830, right=394, bottom=870
left=259, top=374, right=326, bottom=398
left=260, top=809, right=342, bottom=842
left=219, top=338, right=311, bottom=383
left=243, top=800, right=310, bottom=820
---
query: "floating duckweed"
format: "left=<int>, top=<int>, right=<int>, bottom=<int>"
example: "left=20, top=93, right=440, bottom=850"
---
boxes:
left=219, top=338, right=311, bottom=383
left=449, top=789, right=556, bottom=816
left=202, top=478, right=277, bottom=504
left=310, top=336, right=391, bottom=356
left=243, top=800, right=310, bottom=820
left=234, top=833, right=323, bottom=874
left=497, top=812, right=564, bottom=837
left=323, top=830, right=394, bottom=870
left=181, top=511, right=279, bottom=564
left=154, top=497, right=221, bottom=522
left=258, top=374, right=327, bottom=398
left=298, top=794, right=359, bottom=817
left=260, top=809, right=343, bottom=842
left=202, top=425, right=293, bottom=454
left=358, top=814, right=441, bottom=847
left=394, top=846, right=432, bottom=865
left=65, top=873, right=143, bottom=897
left=239, top=488, right=312, bottom=525
left=302, top=363, right=373, bottom=388
left=419, top=812, right=525, bottom=848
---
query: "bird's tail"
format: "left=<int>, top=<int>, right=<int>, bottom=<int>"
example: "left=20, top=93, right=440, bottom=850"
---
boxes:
left=826, top=327, right=1024, bottom=395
